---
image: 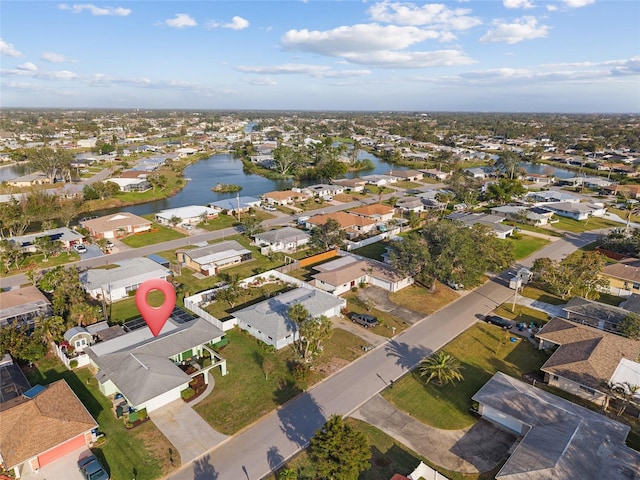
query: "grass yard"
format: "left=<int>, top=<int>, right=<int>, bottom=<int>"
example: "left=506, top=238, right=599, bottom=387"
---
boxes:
left=352, top=242, right=388, bottom=262
left=393, top=180, right=423, bottom=189
left=269, top=419, right=495, bottom=480
left=382, top=323, right=549, bottom=430
left=119, top=224, right=186, bottom=248
left=24, top=355, right=176, bottom=480
left=506, top=234, right=549, bottom=260
left=109, top=289, right=166, bottom=323
left=194, top=327, right=365, bottom=434
left=344, top=292, right=411, bottom=337
left=1, top=250, right=80, bottom=276
left=493, top=304, right=551, bottom=326
left=388, top=283, right=460, bottom=317
left=519, top=284, right=565, bottom=305
left=204, top=282, right=293, bottom=320
left=595, top=291, right=626, bottom=306
left=196, top=214, right=239, bottom=231
left=549, top=215, right=621, bottom=233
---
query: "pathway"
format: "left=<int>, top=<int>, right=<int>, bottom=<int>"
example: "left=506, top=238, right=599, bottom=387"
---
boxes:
left=351, top=395, right=517, bottom=474
left=150, top=397, right=228, bottom=466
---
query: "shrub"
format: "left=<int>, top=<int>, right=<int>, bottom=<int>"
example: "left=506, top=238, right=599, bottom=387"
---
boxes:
left=69, top=359, right=78, bottom=369
left=181, top=387, right=195, bottom=400
left=351, top=286, right=358, bottom=292
left=291, top=361, right=310, bottom=383
left=202, top=358, right=212, bottom=367
left=137, top=408, right=148, bottom=421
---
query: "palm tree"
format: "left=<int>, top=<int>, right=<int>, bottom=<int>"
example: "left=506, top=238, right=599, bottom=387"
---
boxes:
left=606, top=381, right=640, bottom=416
left=419, top=351, right=464, bottom=386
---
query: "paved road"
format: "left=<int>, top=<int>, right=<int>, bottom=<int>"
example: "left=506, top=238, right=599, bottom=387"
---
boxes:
left=166, top=231, right=600, bottom=480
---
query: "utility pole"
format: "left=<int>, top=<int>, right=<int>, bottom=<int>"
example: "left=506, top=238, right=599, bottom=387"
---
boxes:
left=511, top=277, right=522, bottom=312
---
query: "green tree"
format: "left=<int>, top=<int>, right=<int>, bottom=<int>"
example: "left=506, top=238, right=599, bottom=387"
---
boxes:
left=485, top=178, right=527, bottom=205
left=297, top=314, right=333, bottom=360
left=532, top=251, right=608, bottom=300
left=34, top=235, right=62, bottom=262
left=310, top=218, right=345, bottom=251
left=239, top=215, right=263, bottom=237
left=288, top=303, right=310, bottom=358
left=0, top=239, right=24, bottom=271
left=606, top=381, right=640, bottom=416
left=308, top=415, right=370, bottom=480
left=26, top=147, right=74, bottom=184
left=620, top=313, right=640, bottom=339
left=272, top=145, right=303, bottom=176
left=419, top=351, right=465, bottom=386
left=389, top=234, right=431, bottom=281
left=217, top=274, right=242, bottom=308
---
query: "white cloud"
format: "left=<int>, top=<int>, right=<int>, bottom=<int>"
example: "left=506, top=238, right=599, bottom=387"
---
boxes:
left=1, top=68, right=79, bottom=80
left=0, top=39, right=23, bottom=57
left=163, top=13, right=197, bottom=28
left=246, top=77, right=277, bottom=86
left=224, top=16, right=250, bottom=31
left=503, top=0, right=535, bottom=9
left=17, top=62, right=37, bottom=71
left=342, top=49, right=475, bottom=68
left=41, top=52, right=70, bottom=63
left=282, top=24, right=451, bottom=56
left=561, top=0, right=595, bottom=8
left=480, top=16, right=550, bottom=44
left=237, top=64, right=371, bottom=78
left=546, top=5, right=558, bottom=11
left=367, top=1, right=481, bottom=30
left=58, top=3, right=131, bottom=16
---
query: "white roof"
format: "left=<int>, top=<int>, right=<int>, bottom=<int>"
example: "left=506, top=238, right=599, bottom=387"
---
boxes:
left=156, top=205, right=217, bottom=220
left=609, top=358, right=640, bottom=401
left=108, top=177, right=148, bottom=187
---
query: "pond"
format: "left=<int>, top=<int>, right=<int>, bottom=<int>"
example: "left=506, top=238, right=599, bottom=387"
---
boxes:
left=519, top=162, right=576, bottom=179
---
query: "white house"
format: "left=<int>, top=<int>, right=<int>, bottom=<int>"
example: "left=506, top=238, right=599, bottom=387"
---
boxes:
left=80, top=257, right=173, bottom=302
left=253, top=227, right=310, bottom=254
left=541, top=201, right=607, bottom=221
left=9, top=227, right=85, bottom=253
left=155, top=205, right=218, bottom=226
left=107, top=177, right=151, bottom=192
left=233, top=288, right=345, bottom=350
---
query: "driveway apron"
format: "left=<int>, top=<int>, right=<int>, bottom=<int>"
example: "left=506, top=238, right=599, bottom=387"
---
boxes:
left=150, top=400, right=228, bottom=465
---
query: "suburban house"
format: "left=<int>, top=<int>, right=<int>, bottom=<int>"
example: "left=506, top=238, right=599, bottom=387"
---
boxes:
left=0, top=354, right=31, bottom=407
left=9, top=227, right=85, bottom=253
left=85, top=314, right=227, bottom=413
left=107, top=177, right=151, bottom=192
left=80, top=212, right=152, bottom=239
left=155, top=205, right=218, bottom=226
left=541, top=201, right=607, bottom=221
left=392, top=169, right=423, bottom=181
left=6, top=172, right=50, bottom=187
left=420, top=168, right=449, bottom=181
left=361, top=174, right=398, bottom=186
left=445, top=212, right=515, bottom=239
left=523, top=173, right=555, bottom=185
left=561, top=296, right=629, bottom=334
left=472, top=372, right=640, bottom=480
left=395, top=197, right=425, bottom=213
left=233, top=287, right=345, bottom=350
left=80, top=257, right=173, bottom=302
left=535, top=317, right=640, bottom=404
left=349, top=203, right=395, bottom=223
left=601, top=258, right=640, bottom=296
left=312, top=255, right=413, bottom=295
left=490, top=205, right=555, bottom=226
left=252, top=227, right=310, bottom=254
left=305, top=211, right=377, bottom=236
left=209, top=196, right=261, bottom=215
left=303, top=184, right=345, bottom=198
left=0, top=286, right=52, bottom=328
left=262, top=190, right=309, bottom=206
left=176, top=240, right=252, bottom=276
left=525, top=190, right=581, bottom=204
left=0, top=379, right=98, bottom=479
left=330, top=178, right=367, bottom=192
left=603, top=183, right=640, bottom=199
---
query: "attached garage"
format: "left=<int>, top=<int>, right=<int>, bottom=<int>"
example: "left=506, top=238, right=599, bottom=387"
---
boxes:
left=37, top=434, right=87, bottom=467
left=480, top=405, right=527, bottom=434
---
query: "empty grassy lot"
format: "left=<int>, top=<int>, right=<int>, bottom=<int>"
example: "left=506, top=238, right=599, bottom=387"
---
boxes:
left=388, top=283, right=461, bottom=317
left=549, top=215, right=621, bottom=233
left=119, top=223, right=186, bottom=247
left=382, top=323, right=550, bottom=430
left=506, top=234, right=549, bottom=260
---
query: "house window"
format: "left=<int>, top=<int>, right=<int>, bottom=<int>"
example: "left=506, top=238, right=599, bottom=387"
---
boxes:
left=125, top=283, right=141, bottom=294
left=552, top=375, right=559, bottom=381
left=633, top=283, right=640, bottom=290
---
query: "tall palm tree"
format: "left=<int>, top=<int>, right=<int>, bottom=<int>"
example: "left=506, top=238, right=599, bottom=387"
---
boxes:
left=419, top=351, right=464, bottom=386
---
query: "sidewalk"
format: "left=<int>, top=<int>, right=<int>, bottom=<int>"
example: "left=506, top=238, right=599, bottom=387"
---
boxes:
left=514, top=296, right=565, bottom=319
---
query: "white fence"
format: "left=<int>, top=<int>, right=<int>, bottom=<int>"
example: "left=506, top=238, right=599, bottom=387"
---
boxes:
left=343, top=227, right=401, bottom=251
left=53, top=342, right=91, bottom=370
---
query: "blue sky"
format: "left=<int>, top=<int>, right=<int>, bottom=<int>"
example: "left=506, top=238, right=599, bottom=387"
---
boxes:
left=1, top=1, right=639, bottom=112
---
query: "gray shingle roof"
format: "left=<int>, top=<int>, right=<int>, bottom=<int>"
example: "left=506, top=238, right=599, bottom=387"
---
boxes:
left=473, top=372, right=640, bottom=480
left=253, top=227, right=310, bottom=245
left=81, top=257, right=172, bottom=292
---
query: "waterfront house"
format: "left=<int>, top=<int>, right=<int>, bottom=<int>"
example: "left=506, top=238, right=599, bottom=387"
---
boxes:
left=176, top=240, right=252, bottom=277
left=0, top=286, right=52, bottom=328
left=80, top=212, right=152, bottom=239
left=155, top=205, right=218, bottom=226
left=253, top=227, right=310, bottom=254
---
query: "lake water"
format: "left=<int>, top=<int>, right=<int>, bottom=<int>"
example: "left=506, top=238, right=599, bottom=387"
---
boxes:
left=520, top=162, right=575, bottom=179
left=0, top=163, right=31, bottom=181
left=108, top=150, right=405, bottom=217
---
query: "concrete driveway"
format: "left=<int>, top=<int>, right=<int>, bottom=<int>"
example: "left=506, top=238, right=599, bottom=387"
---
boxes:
left=19, top=446, right=89, bottom=480
left=351, top=395, right=517, bottom=474
left=357, top=285, right=425, bottom=324
left=332, top=315, right=388, bottom=347
left=150, top=399, right=228, bottom=466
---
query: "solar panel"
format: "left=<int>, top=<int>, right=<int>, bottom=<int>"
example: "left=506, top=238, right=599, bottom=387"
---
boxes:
left=123, top=317, right=147, bottom=332
left=123, top=306, right=197, bottom=330
left=23, top=384, right=47, bottom=399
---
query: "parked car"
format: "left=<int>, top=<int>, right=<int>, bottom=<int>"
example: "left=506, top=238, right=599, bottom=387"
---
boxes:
left=74, top=244, right=87, bottom=254
left=104, top=240, right=114, bottom=249
left=446, top=280, right=464, bottom=290
left=485, top=315, right=514, bottom=330
left=262, top=204, right=277, bottom=211
left=351, top=313, right=378, bottom=328
left=78, top=454, right=110, bottom=480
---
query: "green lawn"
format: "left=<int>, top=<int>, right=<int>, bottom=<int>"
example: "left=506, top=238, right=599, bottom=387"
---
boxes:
left=1, top=250, right=80, bottom=277
left=352, top=242, right=388, bottom=262
left=393, top=180, right=422, bottom=189
left=506, top=234, right=549, bottom=260
left=493, top=303, right=551, bottom=326
left=382, top=323, right=549, bottom=430
left=109, top=290, right=166, bottom=323
left=344, top=292, right=410, bottom=338
left=388, top=283, right=461, bottom=317
left=24, top=356, right=175, bottom=480
left=550, top=215, right=621, bottom=233
left=119, top=224, right=186, bottom=247
left=519, top=284, right=566, bottom=305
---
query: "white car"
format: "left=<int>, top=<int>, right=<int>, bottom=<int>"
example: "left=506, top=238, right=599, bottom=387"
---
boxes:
left=74, top=244, right=87, bottom=254
left=262, top=204, right=277, bottom=211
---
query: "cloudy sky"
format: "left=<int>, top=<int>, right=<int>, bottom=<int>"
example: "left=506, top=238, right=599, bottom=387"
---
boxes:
left=1, top=1, right=639, bottom=112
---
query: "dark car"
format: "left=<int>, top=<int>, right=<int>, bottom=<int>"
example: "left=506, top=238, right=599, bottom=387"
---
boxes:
left=485, top=315, right=515, bottom=330
left=78, top=454, right=110, bottom=480
left=351, top=313, right=378, bottom=328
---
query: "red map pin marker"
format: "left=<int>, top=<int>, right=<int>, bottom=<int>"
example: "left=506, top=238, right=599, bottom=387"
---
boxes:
left=135, top=278, right=176, bottom=337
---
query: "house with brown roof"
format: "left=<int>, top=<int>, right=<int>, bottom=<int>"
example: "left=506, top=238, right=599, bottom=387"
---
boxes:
left=0, top=286, right=52, bottom=328
left=262, top=190, right=309, bottom=206
left=330, top=178, right=367, bottom=192
left=305, top=211, right=377, bottom=236
left=0, top=380, right=97, bottom=478
left=561, top=296, right=629, bottom=334
left=603, top=183, right=640, bottom=199
left=80, top=212, right=152, bottom=239
left=601, top=258, right=640, bottom=296
left=392, top=169, right=423, bottom=182
left=349, top=203, right=395, bottom=222
left=535, top=317, right=640, bottom=404
left=312, top=254, right=413, bottom=295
